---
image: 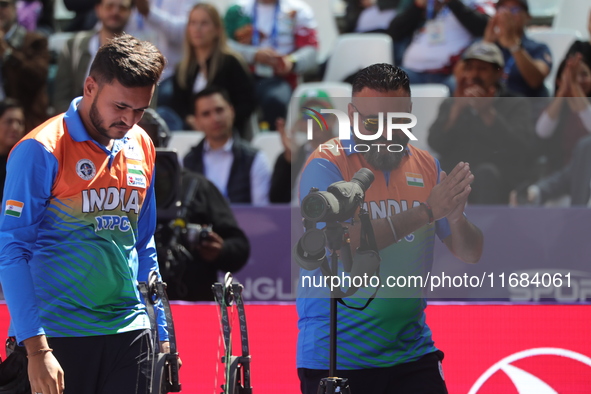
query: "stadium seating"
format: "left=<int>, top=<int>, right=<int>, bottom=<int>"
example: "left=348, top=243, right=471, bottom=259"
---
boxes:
left=323, top=33, right=394, bottom=83
left=528, top=0, right=561, bottom=19
left=251, top=132, right=283, bottom=166
left=287, top=81, right=352, bottom=129
left=527, top=28, right=583, bottom=94
left=169, top=130, right=205, bottom=161
left=552, top=0, right=590, bottom=40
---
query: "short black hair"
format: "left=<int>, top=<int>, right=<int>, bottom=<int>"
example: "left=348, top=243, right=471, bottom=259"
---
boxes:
left=89, top=33, right=165, bottom=88
left=351, top=64, right=411, bottom=96
left=192, top=85, right=232, bottom=113
left=0, top=98, right=22, bottom=118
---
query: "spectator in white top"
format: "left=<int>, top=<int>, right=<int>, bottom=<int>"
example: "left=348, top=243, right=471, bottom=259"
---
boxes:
left=388, top=0, right=494, bottom=92
left=224, top=0, right=319, bottom=130
left=183, top=86, right=271, bottom=205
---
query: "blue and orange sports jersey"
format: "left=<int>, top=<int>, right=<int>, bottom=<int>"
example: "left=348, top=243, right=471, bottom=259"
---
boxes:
left=0, top=98, right=167, bottom=344
left=297, top=137, right=451, bottom=370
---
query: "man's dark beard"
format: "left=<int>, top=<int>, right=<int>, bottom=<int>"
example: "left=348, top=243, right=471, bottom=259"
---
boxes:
left=89, top=95, right=111, bottom=140
left=359, top=134, right=409, bottom=171
left=89, top=94, right=129, bottom=141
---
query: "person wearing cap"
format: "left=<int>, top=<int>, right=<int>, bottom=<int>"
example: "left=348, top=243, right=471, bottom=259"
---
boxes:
left=483, top=0, right=552, bottom=97
left=269, top=89, right=337, bottom=203
left=428, top=40, right=535, bottom=204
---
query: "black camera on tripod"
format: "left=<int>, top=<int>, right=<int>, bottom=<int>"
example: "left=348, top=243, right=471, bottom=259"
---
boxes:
left=293, top=168, right=380, bottom=394
left=301, top=168, right=375, bottom=223
left=294, top=168, right=378, bottom=274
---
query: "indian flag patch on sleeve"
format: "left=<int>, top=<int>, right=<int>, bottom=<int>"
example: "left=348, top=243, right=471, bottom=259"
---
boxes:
left=127, top=159, right=144, bottom=175
left=5, top=200, right=24, bottom=217
left=405, top=173, right=424, bottom=187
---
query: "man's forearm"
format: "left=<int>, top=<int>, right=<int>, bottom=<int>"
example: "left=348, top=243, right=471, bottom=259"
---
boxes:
left=23, top=334, right=50, bottom=354
left=447, top=215, right=483, bottom=264
left=347, top=204, right=431, bottom=251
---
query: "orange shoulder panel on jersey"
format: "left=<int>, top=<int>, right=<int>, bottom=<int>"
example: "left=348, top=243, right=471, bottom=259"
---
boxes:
left=305, top=138, right=440, bottom=204
left=17, top=114, right=66, bottom=153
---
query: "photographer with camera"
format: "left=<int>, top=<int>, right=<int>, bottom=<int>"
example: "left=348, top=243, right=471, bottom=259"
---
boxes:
left=158, top=168, right=251, bottom=301
left=139, top=109, right=250, bottom=302
left=297, top=64, right=483, bottom=393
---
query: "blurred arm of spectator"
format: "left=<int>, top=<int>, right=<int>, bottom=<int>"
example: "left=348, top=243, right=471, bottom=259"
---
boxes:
left=386, top=0, right=424, bottom=41
left=536, top=54, right=591, bottom=139
left=429, top=92, right=532, bottom=159
left=225, top=2, right=318, bottom=76
left=444, top=0, right=490, bottom=36
left=485, top=10, right=549, bottom=91
left=134, top=0, right=187, bottom=44
left=511, top=136, right=591, bottom=206
left=388, top=0, right=489, bottom=41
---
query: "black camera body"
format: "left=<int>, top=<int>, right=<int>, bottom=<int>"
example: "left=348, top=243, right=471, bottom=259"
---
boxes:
left=294, top=169, right=377, bottom=273
left=301, top=168, right=375, bottom=223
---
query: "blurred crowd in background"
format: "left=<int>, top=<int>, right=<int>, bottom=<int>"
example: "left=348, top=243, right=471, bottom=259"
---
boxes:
left=0, top=0, right=590, bottom=211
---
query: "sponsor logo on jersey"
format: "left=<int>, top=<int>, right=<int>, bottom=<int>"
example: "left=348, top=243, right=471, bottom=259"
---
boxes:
left=124, top=141, right=143, bottom=160
left=127, top=174, right=146, bottom=189
left=76, top=159, right=96, bottom=181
